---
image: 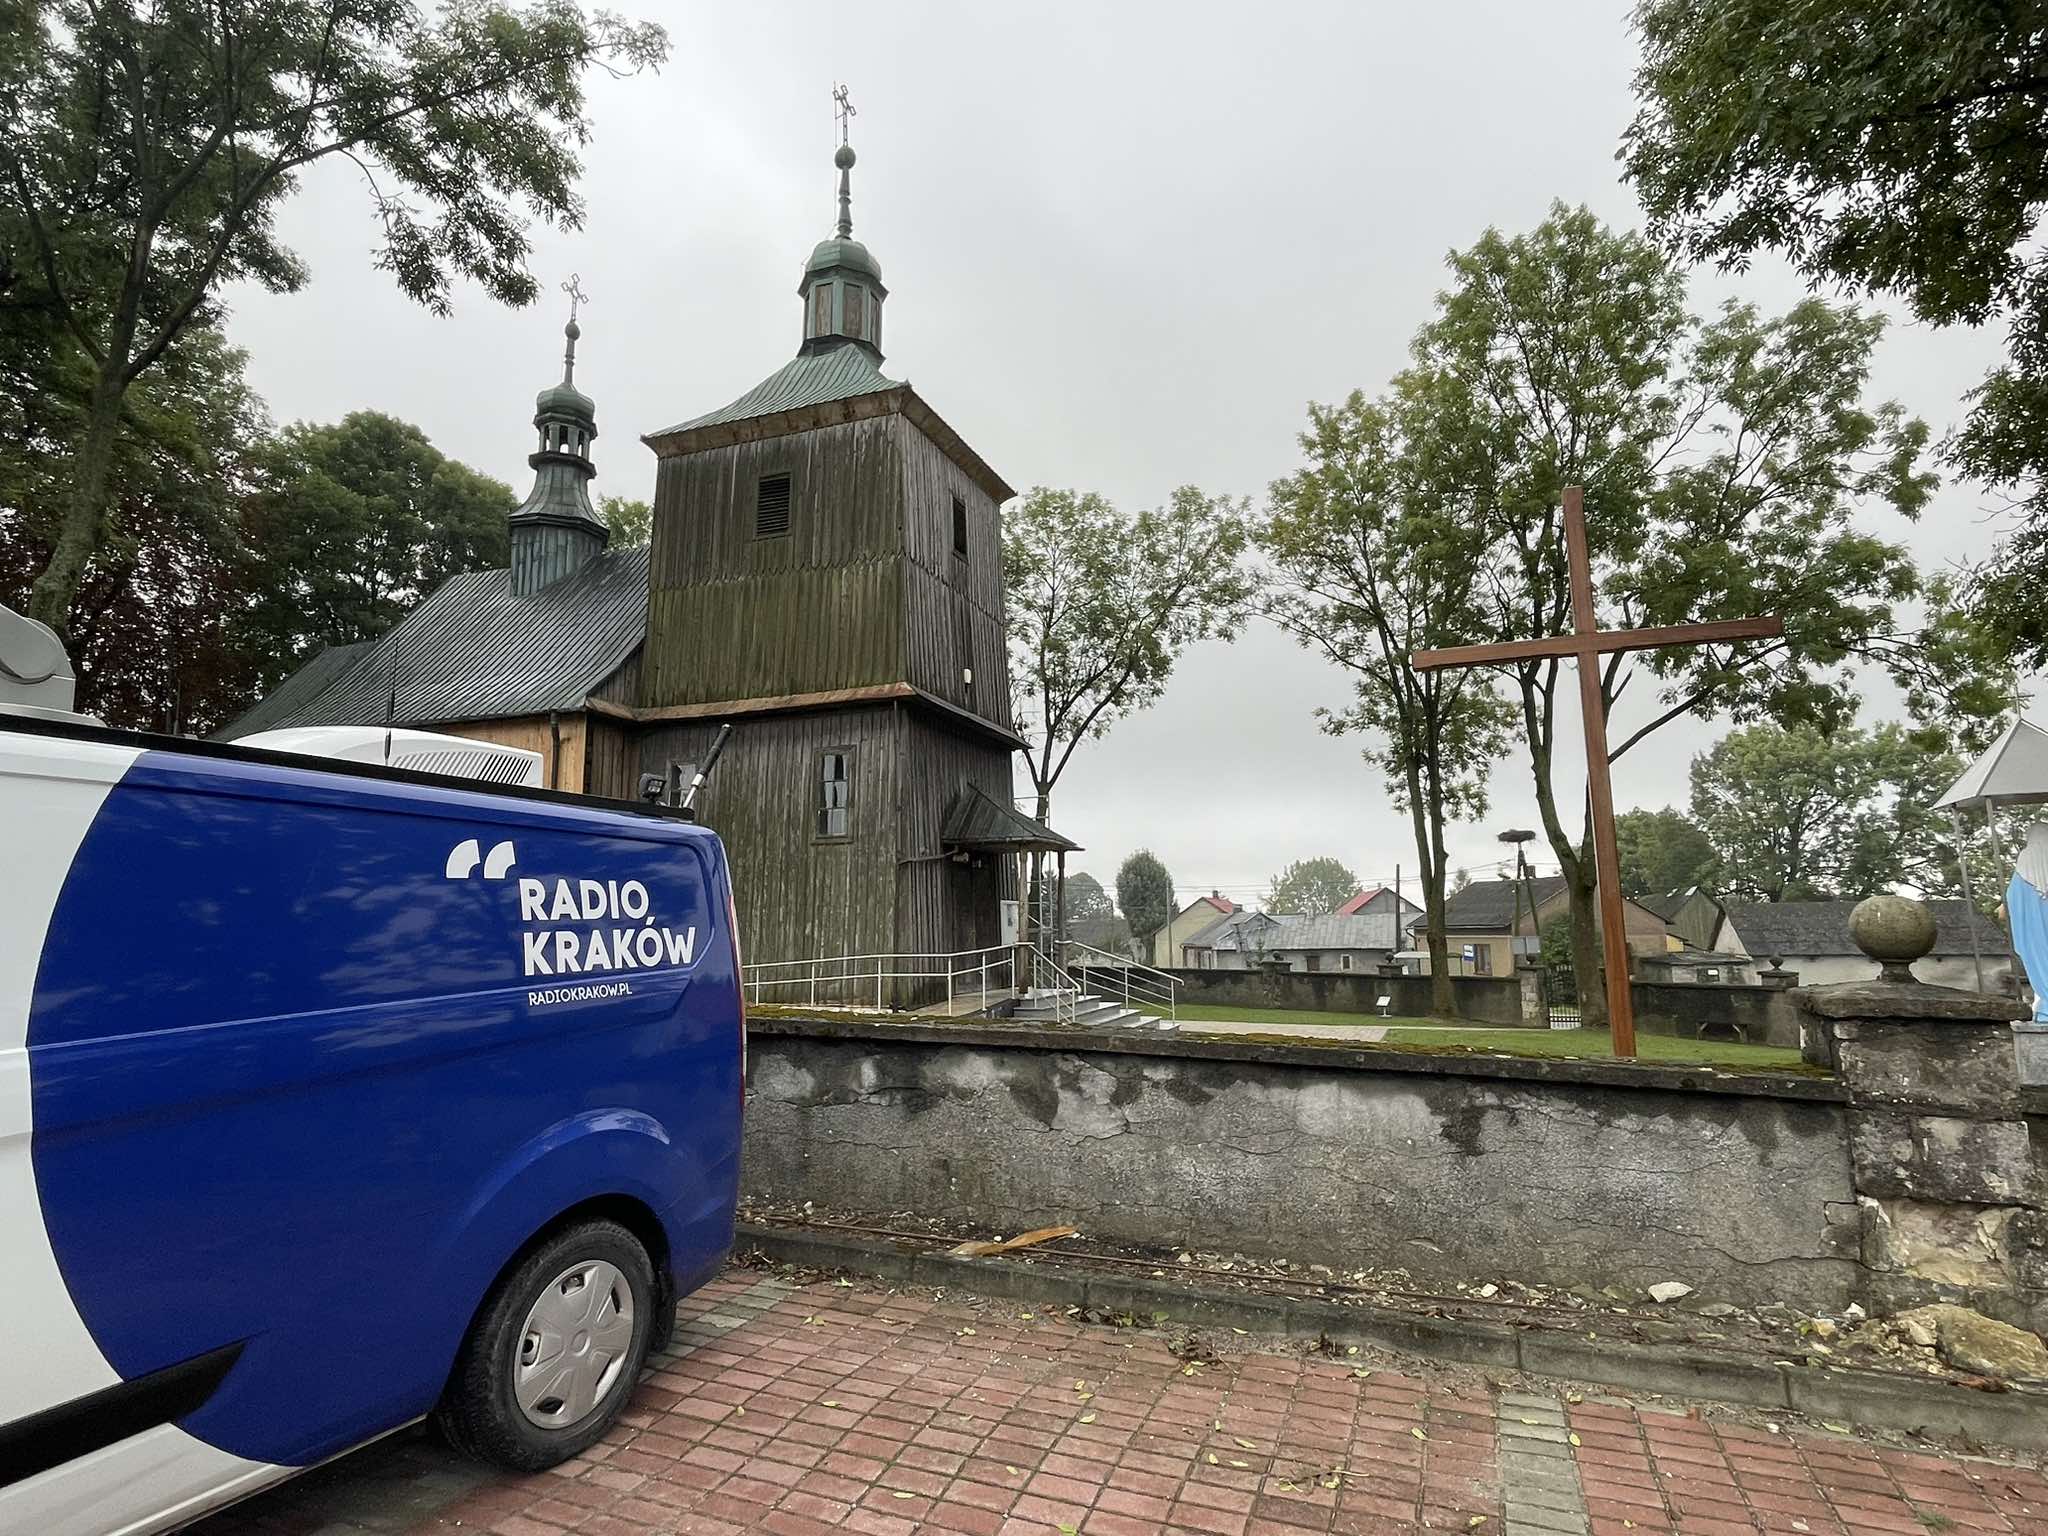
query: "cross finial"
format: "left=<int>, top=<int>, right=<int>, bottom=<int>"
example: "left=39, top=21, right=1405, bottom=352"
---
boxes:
left=559, top=273, right=587, bottom=383
left=833, top=83, right=856, bottom=145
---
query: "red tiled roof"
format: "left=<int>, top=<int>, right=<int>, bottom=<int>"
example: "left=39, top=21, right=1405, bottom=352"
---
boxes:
left=1336, top=886, right=1385, bottom=916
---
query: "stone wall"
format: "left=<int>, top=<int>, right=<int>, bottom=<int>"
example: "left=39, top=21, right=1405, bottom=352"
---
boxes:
left=1633, top=982, right=1802, bottom=1048
left=743, top=1016, right=1863, bottom=1314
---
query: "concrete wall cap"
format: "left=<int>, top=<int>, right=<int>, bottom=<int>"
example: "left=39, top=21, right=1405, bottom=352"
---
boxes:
left=1793, top=979, right=2029, bottom=1022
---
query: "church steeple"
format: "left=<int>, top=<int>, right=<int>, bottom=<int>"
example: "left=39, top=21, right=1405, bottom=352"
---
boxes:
left=799, top=88, right=886, bottom=359
left=508, top=275, right=608, bottom=596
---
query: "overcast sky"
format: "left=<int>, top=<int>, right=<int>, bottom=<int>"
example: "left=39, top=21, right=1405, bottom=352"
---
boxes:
left=222, top=1, right=2017, bottom=910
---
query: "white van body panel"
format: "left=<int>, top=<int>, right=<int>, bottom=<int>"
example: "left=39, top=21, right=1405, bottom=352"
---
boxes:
left=0, top=1423, right=281, bottom=1536
left=0, top=734, right=138, bottom=1424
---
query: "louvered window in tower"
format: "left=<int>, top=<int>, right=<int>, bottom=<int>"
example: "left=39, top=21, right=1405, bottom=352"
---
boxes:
left=817, top=749, right=853, bottom=839
left=755, top=473, right=792, bottom=538
left=811, top=283, right=832, bottom=336
left=844, top=284, right=864, bottom=339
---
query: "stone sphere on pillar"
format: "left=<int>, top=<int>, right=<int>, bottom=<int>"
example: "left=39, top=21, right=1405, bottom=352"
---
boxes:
left=1848, top=894, right=1938, bottom=983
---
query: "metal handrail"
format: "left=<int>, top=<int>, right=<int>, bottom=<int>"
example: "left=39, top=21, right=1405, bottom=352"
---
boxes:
left=1061, top=940, right=1180, bottom=1026
left=743, top=945, right=1015, bottom=1015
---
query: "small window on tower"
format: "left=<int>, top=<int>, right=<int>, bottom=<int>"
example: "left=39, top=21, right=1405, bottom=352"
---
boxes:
left=952, top=494, right=968, bottom=558
left=844, top=284, right=864, bottom=339
left=817, top=749, right=853, bottom=839
left=811, top=283, right=832, bottom=336
left=755, top=473, right=792, bottom=538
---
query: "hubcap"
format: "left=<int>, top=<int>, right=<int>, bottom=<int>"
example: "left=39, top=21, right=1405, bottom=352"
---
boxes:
left=513, top=1259, right=636, bottom=1429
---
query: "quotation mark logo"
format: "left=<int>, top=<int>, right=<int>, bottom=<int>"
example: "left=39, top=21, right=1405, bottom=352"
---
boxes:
left=445, top=839, right=517, bottom=880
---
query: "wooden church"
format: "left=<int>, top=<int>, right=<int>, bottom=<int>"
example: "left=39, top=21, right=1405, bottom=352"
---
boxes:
left=225, top=133, right=1074, bottom=976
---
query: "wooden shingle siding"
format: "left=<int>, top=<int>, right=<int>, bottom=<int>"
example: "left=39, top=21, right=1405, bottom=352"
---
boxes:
left=637, top=705, right=901, bottom=990
left=899, top=420, right=1013, bottom=728
left=644, top=418, right=907, bottom=708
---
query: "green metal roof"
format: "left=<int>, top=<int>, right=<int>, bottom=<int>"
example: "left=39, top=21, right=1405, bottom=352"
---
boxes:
left=940, top=783, right=1080, bottom=853
left=805, top=235, right=881, bottom=282
left=648, top=343, right=899, bottom=439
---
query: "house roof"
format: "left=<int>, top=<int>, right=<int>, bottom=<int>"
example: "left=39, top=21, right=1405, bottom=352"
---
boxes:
left=217, top=546, right=649, bottom=739
left=1640, top=887, right=1722, bottom=923
left=1196, top=912, right=1400, bottom=953
left=1424, top=876, right=1570, bottom=932
left=1722, top=899, right=2004, bottom=960
left=939, top=783, right=1080, bottom=853
left=1180, top=909, right=1267, bottom=950
left=1640, top=947, right=1749, bottom=969
left=1335, top=886, right=1383, bottom=916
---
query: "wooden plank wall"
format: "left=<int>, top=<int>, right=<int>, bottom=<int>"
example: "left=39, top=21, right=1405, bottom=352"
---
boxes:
left=899, top=420, right=1015, bottom=731
left=643, top=418, right=905, bottom=708
left=583, top=717, right=639, bottom=800
left=635, top=705, right=901, bottom=981
left=896, top=709, right=1017, bottom=958
left=441, top=713, right=586, bottom=791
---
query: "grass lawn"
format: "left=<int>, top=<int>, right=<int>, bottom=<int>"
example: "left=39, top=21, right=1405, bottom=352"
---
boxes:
left=1160, top=1002, right=1440, bottom=1029
left=1138, top=1003, right=1806, bottom=1070
left=1380, top=1025, right=1804, bottom=1070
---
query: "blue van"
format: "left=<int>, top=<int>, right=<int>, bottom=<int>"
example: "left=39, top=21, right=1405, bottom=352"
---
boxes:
left=0, top=714, right=743, bottom=1535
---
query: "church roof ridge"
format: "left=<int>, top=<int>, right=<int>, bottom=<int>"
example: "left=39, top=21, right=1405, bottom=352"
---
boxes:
left=646, top=344, right=899, bottom=440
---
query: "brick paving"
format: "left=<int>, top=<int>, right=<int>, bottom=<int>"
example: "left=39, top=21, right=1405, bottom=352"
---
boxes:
left=192, top=1267, right=2048, bottom=1536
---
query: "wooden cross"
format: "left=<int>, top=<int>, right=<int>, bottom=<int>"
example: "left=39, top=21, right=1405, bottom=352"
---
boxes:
left=1411, top=487, right=1783, bottom=1058
left=833, top=83, right=857, bottom=145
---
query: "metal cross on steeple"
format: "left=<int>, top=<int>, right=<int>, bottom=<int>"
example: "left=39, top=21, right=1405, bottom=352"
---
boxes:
left=833, top=83, right=856, bottom=145
left=560, top=273, right=587, bottom=384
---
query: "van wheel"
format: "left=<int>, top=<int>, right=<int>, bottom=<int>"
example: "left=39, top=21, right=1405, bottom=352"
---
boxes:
left=435, top=1219, right=656, bottom=1471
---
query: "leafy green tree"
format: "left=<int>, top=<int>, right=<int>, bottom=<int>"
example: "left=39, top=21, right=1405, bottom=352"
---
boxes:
left=1006, top=486, right=1254, bottom=825
left=0, top=317, right=268, bottom=733
left=1614, top=808, right=1719, bottom=897
left=599, top=494, right=651, bottom=548
left=1689, top=721, right=1978, bottom=903
left=1398, top=205, right=1989, bottom=1029
left=1539, top=913, right=1580, bottom=973
left=239, top=412, right=512, bottom=690
left=1621, top=1, right=2048, bottom=668
left=1265, top=856, right=1360, bottom=916
left=1115, top=850, right=1175, bottom=950
left=1, top=0, right=667, bottom=636
left=1061, top=871, right=1114, bottom=923
left=1263, top=390, right=1514, bottom=1014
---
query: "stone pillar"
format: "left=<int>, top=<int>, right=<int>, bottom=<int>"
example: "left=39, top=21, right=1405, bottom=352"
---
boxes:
left=1758, top=954, right=1799, bottom=990
left=1794, top=895, right=2045, bottom=1335
left=1516, top=962, right=1548, bottom=1028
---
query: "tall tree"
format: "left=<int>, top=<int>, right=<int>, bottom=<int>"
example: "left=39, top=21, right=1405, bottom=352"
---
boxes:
left=1399, top=205, right=1985, bottom=1027
left=238, top=411, right=512, bottom=692
left=0, top=315, right=268, bottom=733
left=1265, top=857, right=1361, bottom=916
left=1061, top=871, right=1114, bottom=923
left=1621, top=0, right=2048, bottom=667
left=0, top=0, right=666, bottom=636
left=1689, top=721, right=1977, bottom=902
left=1006, top=486, right=1254, bottom=825
left=1115, top=850, right=1175, bottom=952
left=1263, top=390, right=1514, bottom=1015
left=599, top=494, right=651, bottom=548
left=1613, top=807, right=1719, bottom=897
left=1690, top=724, right=1889, bottom=902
